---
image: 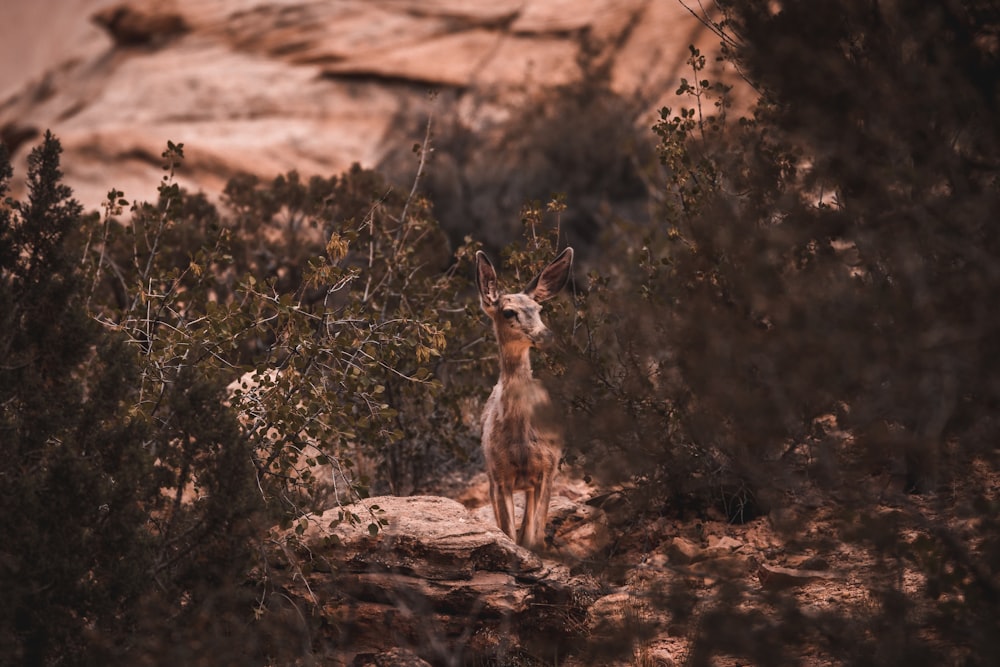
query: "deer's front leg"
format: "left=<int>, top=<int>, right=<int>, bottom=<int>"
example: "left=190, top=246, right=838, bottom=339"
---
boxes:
left=519, top=487, right=537, bottom=548
left=531, top=468, right=555, bottom=550
left=489, top=477, right=517, bottom=541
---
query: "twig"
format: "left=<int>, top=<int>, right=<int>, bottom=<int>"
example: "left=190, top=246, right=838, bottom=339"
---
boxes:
left=399, top=112, right=434, bottom=231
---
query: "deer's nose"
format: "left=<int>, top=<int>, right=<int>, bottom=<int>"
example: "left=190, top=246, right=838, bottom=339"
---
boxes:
left=532, top=328, right=554, bottom=349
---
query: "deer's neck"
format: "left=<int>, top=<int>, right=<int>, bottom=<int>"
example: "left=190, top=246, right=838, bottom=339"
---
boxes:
left=498, top=343, right=533, bottom=384
left=495, top=344, right=547, bottom=430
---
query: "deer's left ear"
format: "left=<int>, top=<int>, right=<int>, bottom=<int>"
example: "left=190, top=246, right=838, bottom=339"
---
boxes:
left=476, top=250, right=500, bottom=313
left=524, top=247, right=573, bottom=302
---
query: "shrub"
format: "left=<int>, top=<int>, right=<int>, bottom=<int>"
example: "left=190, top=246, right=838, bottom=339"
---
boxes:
left=0, top=130, right=484, bottom=664
left=0, top=133, right=262, bottom=665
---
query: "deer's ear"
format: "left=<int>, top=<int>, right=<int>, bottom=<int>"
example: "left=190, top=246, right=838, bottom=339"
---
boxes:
left=524, top=247, right=573, bottom=302
left=476, top=250, right=500, bottom=312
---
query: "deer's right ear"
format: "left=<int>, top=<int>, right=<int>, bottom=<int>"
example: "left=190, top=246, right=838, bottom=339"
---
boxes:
left=523, top=247, right=573, bottom=302
left=476, top=250, right=500, bottom=313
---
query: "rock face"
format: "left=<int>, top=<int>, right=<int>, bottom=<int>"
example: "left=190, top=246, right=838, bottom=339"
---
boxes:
left=283, top=495, right=603, bottom=664
left=0, top=0, right=734, bottom=210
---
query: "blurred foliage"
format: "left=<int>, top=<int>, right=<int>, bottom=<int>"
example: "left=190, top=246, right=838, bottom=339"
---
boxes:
left=545, top=0, right=999, bottom=664
left=442, top=1, right=999, bottom=663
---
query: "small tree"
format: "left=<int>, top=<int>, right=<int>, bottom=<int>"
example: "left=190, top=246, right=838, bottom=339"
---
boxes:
left=0, top=133, right=265, bottom=666
left=0, top=132, right=152, bottom=663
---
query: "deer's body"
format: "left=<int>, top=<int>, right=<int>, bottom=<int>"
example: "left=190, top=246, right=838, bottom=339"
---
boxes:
left=476, top=248, right=573, bottom=550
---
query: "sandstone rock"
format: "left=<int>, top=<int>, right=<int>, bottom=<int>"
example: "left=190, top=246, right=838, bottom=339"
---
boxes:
left=666, top=536, right=702, bottom=565
left=757, top=563, right=839, bottom=591
left=304, top=495, right=543, bottom=577
left=665, top=535, right=748, bottom=579
left=0, top=0, right=748, bottom=212
left=644, top=645, right=676, bottom=667
left=703, top=535, right=743, bottom=558
left=512, top=0, right=645, bottom=36
left=283, top=495, right=603, bottom=662
left=321, top=30, right=580, bottom=89
left=585, top=589, right=671, bottom=664
left=92, top=3, right=189, bottom=48
left=547, top=494, right=612, bottom=561
left=587, top=589, right=658, bottom=635
left=786, top=553, right=831, bottom=571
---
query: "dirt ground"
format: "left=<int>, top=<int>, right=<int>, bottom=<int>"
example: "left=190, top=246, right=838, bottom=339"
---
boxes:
left=441, top=453, right=999, bottom=666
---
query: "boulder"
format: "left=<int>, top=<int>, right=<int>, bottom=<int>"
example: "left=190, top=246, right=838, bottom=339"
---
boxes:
left=303, top=495, right=542, bottom=577
left=281, top=495, right=603, bottom=663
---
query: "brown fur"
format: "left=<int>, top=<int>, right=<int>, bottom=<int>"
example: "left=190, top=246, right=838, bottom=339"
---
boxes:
left=475, top=248, right=573, bottom=549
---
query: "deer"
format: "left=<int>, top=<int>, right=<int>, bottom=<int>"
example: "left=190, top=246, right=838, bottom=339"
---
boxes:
left=475, top=247, right=574, bottom=550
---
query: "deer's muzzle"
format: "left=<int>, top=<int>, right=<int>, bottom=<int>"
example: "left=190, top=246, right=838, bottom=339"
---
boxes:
left=531, top=328, right=555, bottom=349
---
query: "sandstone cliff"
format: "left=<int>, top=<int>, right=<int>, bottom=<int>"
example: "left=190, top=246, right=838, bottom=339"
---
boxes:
left=1, top=0, right=730, bottom=211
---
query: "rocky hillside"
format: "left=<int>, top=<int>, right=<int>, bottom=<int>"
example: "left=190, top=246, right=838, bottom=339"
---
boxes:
left=0, top=0, right=731, bottom=211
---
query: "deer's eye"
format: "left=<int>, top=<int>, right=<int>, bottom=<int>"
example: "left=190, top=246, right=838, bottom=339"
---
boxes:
left=501, top=308, right=517, bottom=320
